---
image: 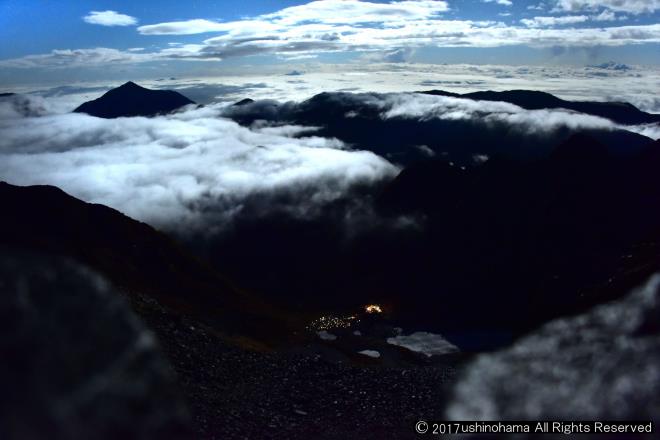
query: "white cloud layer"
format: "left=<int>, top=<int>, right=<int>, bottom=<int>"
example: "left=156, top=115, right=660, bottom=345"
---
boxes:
left=4, top=62, right=659, bottom=114
left=592, top=9, right=618, bottom=20
left=137, top=7, right=660, bottom=59
left=552, top=0, right=660, bottom=14
left=83, top=10, right=138, bottom=27
left=349, top=92, right=657, bottom=138
left=0, top=97, right=398, bottom=232
left=483, top=0, right=513, bottom=6
left=137, top=0, right=449, bottom=35
left=52, top=20, right=660, bottom=65
left=0, top=48, right=155, bottom=69
left=136, top=19, right=227, bottom=35
left=521, top=15, right=589, bottom=27
left=1, top=0, right=659, bottom=69
left=446, top=274, right=660, bottom=420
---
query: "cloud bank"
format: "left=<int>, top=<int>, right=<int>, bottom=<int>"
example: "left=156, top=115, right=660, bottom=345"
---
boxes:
left=552, top=0, right=660, bottom=14
left=483, top=0, right=513, bottom=6
left=0, top=48, right=154, bottom=69
left=133, top=0, right=660, bottom=62
left=2, top=0, right=660, bottom=70
left=223, top=91, right=658, bottom=141
left=379, top=93, right=659, bottom=138
left=6, top=62, right=659, bottom=115
left=0, top=85, right=655, bottom=237
left=137, top=0, right=450, bottom=35
left=0, top=96, right=398, bottom=233
left=83, top=10, right=138, bottom=27
left=374, top=93, right=619, bottom=133
left=380, top=93, right=658, bottom=139
left=446, top=273, right=660, bottom=420
left=521, top=15, right=589, bottom=27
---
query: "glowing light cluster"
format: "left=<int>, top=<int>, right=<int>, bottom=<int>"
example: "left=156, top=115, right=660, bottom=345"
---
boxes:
left=365, top=304, right=382, bottom=314
left=306, top=314, right=359, bottom=331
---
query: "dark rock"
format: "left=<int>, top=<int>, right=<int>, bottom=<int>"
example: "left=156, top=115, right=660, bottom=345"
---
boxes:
left=0, top=249, right=193, bottom=439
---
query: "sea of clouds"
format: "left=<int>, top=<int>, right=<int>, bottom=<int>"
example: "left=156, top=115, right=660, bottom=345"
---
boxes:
left=374, top=93, right=660, bottom=138
left=0, top=94, right=398, bottom=234
left=223, top=90, right=660, bottom=140
left=1, top=77, right=657, bottom=235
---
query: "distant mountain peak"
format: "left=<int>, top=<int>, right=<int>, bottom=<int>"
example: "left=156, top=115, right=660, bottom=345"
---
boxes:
left=74, top=81, right=195, bottom=119
left=118, top=80, right=142, bottom=89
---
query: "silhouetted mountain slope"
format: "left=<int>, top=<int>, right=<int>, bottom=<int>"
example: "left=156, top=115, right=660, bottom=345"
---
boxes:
left=0, top=250, right=193, bottom=439
left=173, top=133, right=660, bottom=350
left=375, top=135, right=660, bottom=333
left=422, top=89, right=660, bottom=125
left=223, top=92, right=653, bottom=166
left=74, top=81, right=195, bottom=118
left=0, top=182, right=292, bottom=345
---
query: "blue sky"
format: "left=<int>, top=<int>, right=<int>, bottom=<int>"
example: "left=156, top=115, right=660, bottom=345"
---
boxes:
left=1, top=0, right=658, bottom=84
left=1, top=1, right=305, bottom=58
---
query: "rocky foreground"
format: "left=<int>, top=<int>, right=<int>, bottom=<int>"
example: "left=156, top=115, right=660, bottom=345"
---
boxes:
left=2, top=250, right=457, bottom=440
left=138, top=298, right=457, bottom=440
left=4, top=248, right=659, bottom=439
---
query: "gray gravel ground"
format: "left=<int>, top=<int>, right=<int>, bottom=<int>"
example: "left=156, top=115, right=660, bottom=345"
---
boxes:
left=139, top=302, right=457, bottom=439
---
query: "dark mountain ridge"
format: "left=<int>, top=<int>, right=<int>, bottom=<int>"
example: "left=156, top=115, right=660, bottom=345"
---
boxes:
left=421, top=89, right=660, bottom=125
left=0, top=181, right=293, bottom=346
left=375, top=135, right=660, bottom=333
left=74, top=81, right=195, bottom=118
left=224, top=91, right=654, bottom=166
left=168, top=133, right=660, bottom=349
